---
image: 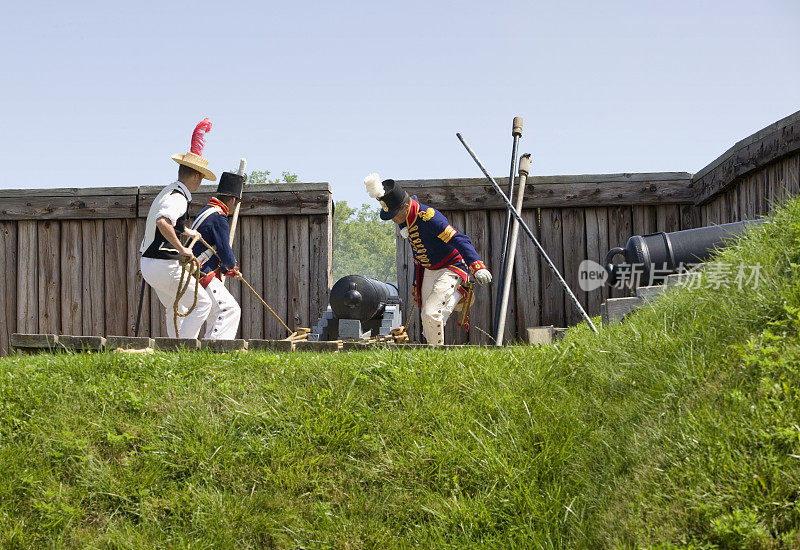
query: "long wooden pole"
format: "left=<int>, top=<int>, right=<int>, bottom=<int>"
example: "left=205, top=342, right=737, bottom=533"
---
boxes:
left=492, top=117, right=523, bottom=340
left=456, top=133, right=598, bottom=334
left=495, top=154, right=530, bottom=345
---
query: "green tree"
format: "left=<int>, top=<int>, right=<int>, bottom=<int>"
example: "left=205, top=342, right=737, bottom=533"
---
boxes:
left=247, top=170, right=299, bottom=184
left=333, top=201, right=397, bottom=282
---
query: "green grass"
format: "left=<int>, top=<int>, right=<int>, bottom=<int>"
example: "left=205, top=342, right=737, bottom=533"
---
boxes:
left=3, top=201, right=800, bottom=548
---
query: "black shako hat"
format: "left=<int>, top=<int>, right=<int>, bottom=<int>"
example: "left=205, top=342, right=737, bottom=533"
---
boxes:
left=216, top=171, right=244, bottom=200
left=378, top=179, right=410, bottom=221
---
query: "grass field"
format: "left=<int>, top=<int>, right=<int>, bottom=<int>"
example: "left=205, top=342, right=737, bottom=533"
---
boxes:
left=3, top=201, right=800, bottom=548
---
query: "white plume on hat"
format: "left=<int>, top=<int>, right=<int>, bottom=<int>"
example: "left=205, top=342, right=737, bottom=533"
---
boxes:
left=364, top=173, right=384, bottom=199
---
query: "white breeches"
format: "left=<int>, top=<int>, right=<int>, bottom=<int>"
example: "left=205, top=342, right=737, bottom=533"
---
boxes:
left=420, top=268, right=463, bottom=347
left=140, top=257, right=212, bottom=339
left=202, top=277, right=241, bottom=340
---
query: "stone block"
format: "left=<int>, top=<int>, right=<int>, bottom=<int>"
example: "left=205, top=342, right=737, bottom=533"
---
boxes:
left=201, top=339, right=248, bottom=352
left=526, top=326, right=555, bottom=345
left=636, top=285, right=666, bottom=301
left=295, top=340, right=340, bottom=353
left=10, top=333, right=58, bottom=352
left=105, top=336, right=154, bottom=350
left=247, top=339, right=294, bottom=352
left=665, top=271, right=702, bottom=288
left=602, top=297, right=644, bottom=325
left=342, top=341, right=375, bottom=351
left=153, top=337, right=200, bottom=351
left=58, top=335, right=106, bottom=351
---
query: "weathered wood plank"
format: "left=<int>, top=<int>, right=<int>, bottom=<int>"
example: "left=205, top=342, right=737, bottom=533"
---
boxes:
left=489, top=208, right=516, bottom=341
left=632, top=205, right=657, bottom=236
left=694, top=110, right=800, bottom=204
left=0, top=193, right=137, bottom=221
left=656, top=205, right=681, bottom=233
left=539, top=208, right=565, bottom=327
left=395, top=226, right=410, bottom=334
left=584, top=207, right=608, bottom=318
left=264, top=216, right=289, bottom=339
left=0, top=222, right=17, bottom=354
left=286, top=216, right=310, bottom=331
left=125, top=218, right=146, bottom=336
left=308, top=203, right=332, bottom=329
left=229, top=218, right=243, bottom=339
left=399, top=172, right=695, bottom=210
left=240, top=217, right=263, bottom=340
left=607, top=206, right=633, bottom=297
left=747, top=177, right=758, bottom=219
left=727, top=186, right=740, bottom=224
left=138, top=183, right=333, bottom=218
left=785, top=153, right=800, bottom=199
left=464, top=209, right=491, bottom=344
left=738, top=178, right=748, bottom=222
left=103, top=219, right=127, bottom=337
left=82, top=220, right=105, bottom=336
left=757, top=170, right=769, bottom=217
left=149, top=275, right=163, bottom=338
left=16, top=221, right=38, bottom=334
left=60, top=221, right=82, bottom=335
left=561, top=207, right=587, bottom=326
left=719, top=189, right=731, bottom=224
left=37, top=221, right=60, bottom=334
left=679, top=204, right=700, bottom=231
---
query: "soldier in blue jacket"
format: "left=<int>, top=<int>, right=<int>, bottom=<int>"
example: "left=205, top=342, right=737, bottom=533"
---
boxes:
left=364, top=173, right=492, bottom=346
left=190, top=171, right=244, bottom=339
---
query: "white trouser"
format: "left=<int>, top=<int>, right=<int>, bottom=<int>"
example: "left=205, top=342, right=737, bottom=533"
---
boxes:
left=420, top=268, right=463, bottom=347
left=202, top=277, right=241, bottom=340
left=140, top=257, right=212, bottom=339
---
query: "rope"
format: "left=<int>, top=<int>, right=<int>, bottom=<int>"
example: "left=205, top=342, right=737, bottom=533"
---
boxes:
left=190, top=233, right=293, bottom=335
left=238, top=276, right=293, bottom=335
left=173, top=256, right=202, bottom=338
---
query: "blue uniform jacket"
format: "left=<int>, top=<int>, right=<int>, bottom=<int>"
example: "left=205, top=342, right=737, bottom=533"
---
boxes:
left=191, top=199, right=237, bottom=275
left=400, top=198, right=487, bottom=306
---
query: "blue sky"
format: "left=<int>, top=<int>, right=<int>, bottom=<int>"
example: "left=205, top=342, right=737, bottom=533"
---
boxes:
left=1, top=0, right=798, bottom=204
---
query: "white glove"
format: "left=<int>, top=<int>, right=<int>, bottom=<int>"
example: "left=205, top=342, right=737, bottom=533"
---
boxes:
left=399, top=226, right=409, bottom=239
left=474, top=268, right=492, bottom=285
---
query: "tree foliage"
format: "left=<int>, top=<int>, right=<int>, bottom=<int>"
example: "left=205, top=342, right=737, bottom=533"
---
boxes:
left=333, top=201, right=397, bottom=283
left=248, top=170, right=299, bottom=184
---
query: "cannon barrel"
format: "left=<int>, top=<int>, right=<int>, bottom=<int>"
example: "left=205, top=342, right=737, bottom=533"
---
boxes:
left=329, top=275, right=400, bottom=323
left=604, top=219, right=765, bottom=285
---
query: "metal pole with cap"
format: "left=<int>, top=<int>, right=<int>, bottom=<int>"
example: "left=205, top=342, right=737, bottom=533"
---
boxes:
left=456, top=133, right=598, bottom=335
left=493, top=117, right=523, bottom=341
left=495, top=153, right=531, bottom=345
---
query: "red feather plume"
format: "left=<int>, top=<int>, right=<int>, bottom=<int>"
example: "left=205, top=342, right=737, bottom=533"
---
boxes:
left=190, top=118, right=212, bottom=156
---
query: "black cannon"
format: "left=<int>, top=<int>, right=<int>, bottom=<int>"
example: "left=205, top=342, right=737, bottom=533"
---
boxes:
left=604, top=219, right=765, bottom=286
left=309, top=275, right=403, bottom=340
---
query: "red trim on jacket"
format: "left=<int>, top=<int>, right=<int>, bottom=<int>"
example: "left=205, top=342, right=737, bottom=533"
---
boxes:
left=208, top=197, right=229, bottom=216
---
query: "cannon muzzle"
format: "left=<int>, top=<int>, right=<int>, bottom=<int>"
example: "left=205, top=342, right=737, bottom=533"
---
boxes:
left=330, top=275, right=400, bottom=323
left=605, top=219, right=765, bottom=286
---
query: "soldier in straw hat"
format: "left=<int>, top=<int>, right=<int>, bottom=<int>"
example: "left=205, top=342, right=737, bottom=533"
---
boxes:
left=139, top=118, right=216, bottom=338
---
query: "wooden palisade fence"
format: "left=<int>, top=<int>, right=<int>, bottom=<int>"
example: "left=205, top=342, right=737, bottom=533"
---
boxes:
left=397, top=109, right=800, bottom=344
left=0, top=111, right=797, bottom=352
left=0, top=183, right=333, bottom=355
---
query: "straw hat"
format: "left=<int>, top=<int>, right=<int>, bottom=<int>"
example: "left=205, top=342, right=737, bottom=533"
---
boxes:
left=171, top=118, right=217, bottom=181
